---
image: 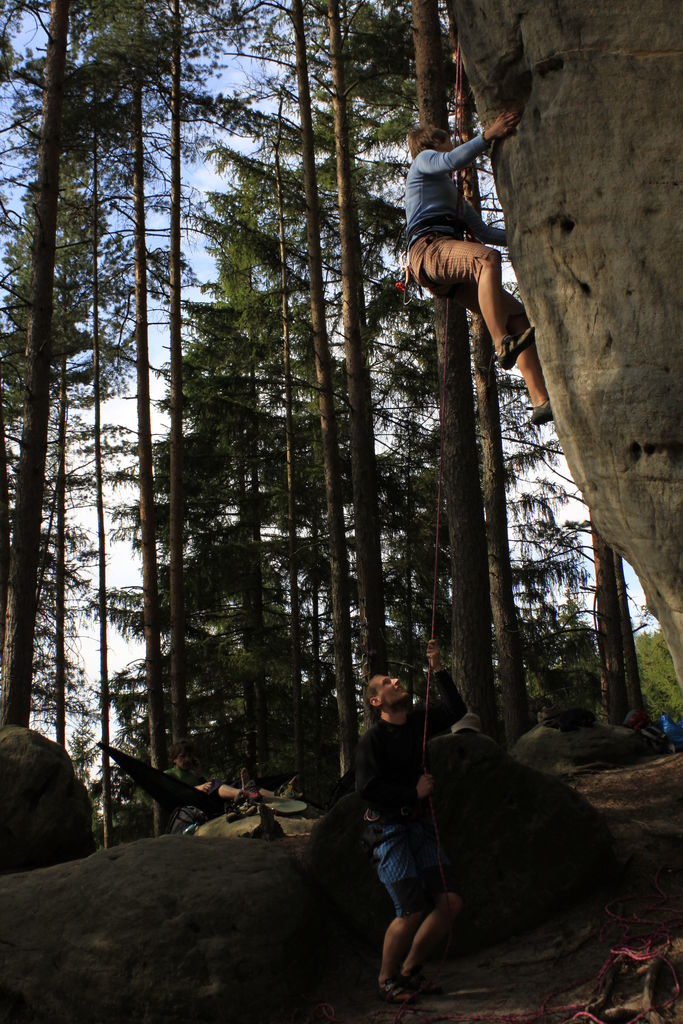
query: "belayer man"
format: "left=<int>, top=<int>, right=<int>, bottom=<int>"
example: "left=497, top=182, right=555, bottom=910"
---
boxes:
left=405, top=112, right=553, bottom=427
left=355, top=640, right=467, bottom=1004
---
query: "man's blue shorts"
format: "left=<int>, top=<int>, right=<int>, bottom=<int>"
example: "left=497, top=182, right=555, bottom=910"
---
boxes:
left=374, top=818, right=460, bottom=917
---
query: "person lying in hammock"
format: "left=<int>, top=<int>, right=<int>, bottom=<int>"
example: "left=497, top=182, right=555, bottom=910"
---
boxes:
left=405, top=114, right=553, bottom=427
left=165, top=738, right=275, bottom=804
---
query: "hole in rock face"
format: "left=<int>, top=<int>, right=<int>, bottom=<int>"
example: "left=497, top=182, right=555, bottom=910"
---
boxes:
left=630, top=442, right=642, bottom=460
left=536, top=55, right=564, bottom=75
left=579, top=281, right=591, bottom=294
left=561, top=218, right=575, bottom=233
left=644, top=443, right=656, bottom=455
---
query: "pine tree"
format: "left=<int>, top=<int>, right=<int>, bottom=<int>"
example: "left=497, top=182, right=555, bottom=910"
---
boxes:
left=410, top=0, right=496, bottom=732
left=1, top=0, right=72, bottom=726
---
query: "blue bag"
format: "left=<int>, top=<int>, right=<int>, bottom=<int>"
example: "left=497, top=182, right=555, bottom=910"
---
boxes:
left=659, top=714, right=683, bottom=752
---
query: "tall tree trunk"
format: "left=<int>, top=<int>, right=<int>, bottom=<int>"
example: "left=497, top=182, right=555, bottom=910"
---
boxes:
left=290, top=0, right=357, bottom=771
left=248, top=365, right=268, bottom=769
left=274, top=113, right=304, bottom=784
left=0, top=376, right=10, bottom=675
left=411, top=0, right=447, bottom=118
left=238, top=460, right=257, bottom=770
left=168, top=0, right=187, bottom=742
left=1, top=0, right=71, bottom=726
left=311, top=494, right=323, bottom=792
left=92, top=119, right=112, bottom=846
left=411, top=0, right=496, bottom=734
left=327, top=0, right=387, bottom=678
left=590, top=519, right=628, bottom=724
left=132, top=77, right=167, bottom=811
left=471, top=316, right=528, bottom=743
left=614, top=555, right=644, bottom=711
left=437, top=303, right=497, bottom=733
left=54, top=355, right=67, bottom=745
left=459, top=81, right=528, bottom=744
left=403, top=432, right=416, bottom=700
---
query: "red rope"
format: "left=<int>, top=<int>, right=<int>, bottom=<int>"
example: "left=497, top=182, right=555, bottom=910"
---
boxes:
left=406, top=296, right=454, bottom=1021
left=422, top=291, right=450, bottom=766
left=453, top=45, right=466, bottom=207
left=385, top=869, right=683, bottom=1024
left=414, top=48, right=470, bottom=995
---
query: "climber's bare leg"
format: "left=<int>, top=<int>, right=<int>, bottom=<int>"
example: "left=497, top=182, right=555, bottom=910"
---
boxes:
left=474, top=249, right=513, bottom=347
left=454, top=280, right=549, bottom=408
left=516, top=346, right=548, bottom=407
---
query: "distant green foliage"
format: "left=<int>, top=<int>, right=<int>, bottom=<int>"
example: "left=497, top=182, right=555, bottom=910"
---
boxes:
left=636, top=631, right=683, bottom=720
left=523, top=599, right=602, bottom=719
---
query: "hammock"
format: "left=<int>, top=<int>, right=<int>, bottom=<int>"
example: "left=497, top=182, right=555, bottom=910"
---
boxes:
left=98, top=742, right=224, bottom=817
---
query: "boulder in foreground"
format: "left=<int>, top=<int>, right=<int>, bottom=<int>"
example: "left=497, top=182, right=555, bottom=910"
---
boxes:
left=0, top=836, right=325, bottom=1024
left=307, top=733, right=616, bottom=953
left=0, top=725, right=95, bottom=871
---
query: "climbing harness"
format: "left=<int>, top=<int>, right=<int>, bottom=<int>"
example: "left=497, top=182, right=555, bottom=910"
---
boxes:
left=397, top=251, right=413, bottom=304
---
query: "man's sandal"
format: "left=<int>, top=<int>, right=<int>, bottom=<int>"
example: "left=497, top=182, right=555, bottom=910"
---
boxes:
left=497, top=327, right=535, bottom=370
left=377, top=978, right=416, bottom=1004
left=399, top=965, right=443, bottom=995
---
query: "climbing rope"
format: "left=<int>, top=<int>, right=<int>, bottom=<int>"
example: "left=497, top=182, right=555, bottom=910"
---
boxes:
left=412, top=50, right=478, bottom=996
left=380, top=868, right=682, bottom=1024
left=419, top=292, right=450, bottom=765
left=359, top=559, right=373, bottom=686
left=407, top=294, right=454, bottom=1019
left=416, top=40, right=476, bottom=965
left=453, top=44, right=467, bottom=212
left=420, top=40, right=468, bottom=763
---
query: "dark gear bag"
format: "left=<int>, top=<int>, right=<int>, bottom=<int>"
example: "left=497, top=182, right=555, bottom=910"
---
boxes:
left=166, top=805, right=209, bottom=835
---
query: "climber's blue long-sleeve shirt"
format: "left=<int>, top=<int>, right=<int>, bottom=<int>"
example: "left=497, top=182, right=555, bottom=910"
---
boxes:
left=405, top=133, right=507, bottom=247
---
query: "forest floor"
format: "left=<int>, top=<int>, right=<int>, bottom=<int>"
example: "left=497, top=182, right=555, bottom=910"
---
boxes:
left=282, top=753, right=683, bottom=1024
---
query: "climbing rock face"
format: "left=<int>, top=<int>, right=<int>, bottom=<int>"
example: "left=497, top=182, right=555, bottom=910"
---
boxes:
left=449, top=0, right=683, bottom=685
left=0, top=725, right=95, bottom=870
left=0, top=837, right=325, bottom=1024
left=307, top=734, right=616, bottom=952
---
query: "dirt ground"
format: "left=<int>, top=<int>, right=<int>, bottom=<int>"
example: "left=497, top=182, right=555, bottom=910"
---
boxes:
left=284, top=753, right=683, bottom=1024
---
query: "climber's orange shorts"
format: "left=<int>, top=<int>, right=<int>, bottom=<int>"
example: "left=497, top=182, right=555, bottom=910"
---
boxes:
left=409, top=234, right=524, bottom=319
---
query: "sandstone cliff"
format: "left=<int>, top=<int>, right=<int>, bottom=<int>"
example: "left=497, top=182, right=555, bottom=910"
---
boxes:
left=449, top=0, right=683, bottom=686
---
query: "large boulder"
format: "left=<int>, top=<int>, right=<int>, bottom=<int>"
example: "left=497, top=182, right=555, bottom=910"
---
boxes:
left=448, top=0, right=683, bottom=686
left=306, top=734, right=616, bottom=953
left=0, top=726, right=95, bottom=871
left=0, top=836, right=325, bottom=1024
left=512, top=723, right=650, bottom=774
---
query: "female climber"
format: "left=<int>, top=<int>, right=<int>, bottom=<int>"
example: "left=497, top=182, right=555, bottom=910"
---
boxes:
left=405, top=114, right=553, bottom=426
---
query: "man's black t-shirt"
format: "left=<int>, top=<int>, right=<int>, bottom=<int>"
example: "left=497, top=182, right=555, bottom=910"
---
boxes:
left=355, top=670, right=466, bottom=817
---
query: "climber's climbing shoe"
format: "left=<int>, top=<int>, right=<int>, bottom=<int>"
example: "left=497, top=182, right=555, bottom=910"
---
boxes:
left=399, top=965, right=443, bottom=994
left=497, top=327, right=535, bottom=370
left=531, top=399, right=553, bottom=426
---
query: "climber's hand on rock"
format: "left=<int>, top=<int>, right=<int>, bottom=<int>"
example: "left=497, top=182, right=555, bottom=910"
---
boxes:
left=484, top=110, right=521, bottom=141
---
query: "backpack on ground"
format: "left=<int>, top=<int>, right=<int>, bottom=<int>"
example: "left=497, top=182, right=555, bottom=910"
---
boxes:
left=166, top=805, right=209, bottom=835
